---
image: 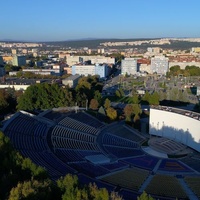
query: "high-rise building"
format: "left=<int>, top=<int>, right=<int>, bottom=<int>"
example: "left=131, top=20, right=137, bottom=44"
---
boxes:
left=121, top=58, right=137, bottom=75
left=12, top=55, right=26, bottom=66
left=151, top=56, right=169, bottom=74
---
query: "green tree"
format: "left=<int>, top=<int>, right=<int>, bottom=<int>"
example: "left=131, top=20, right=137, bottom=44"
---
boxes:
left=115, top=90, right=121, bottom=98
left=17, top=83, right=72, bottom=110
left=21, top=157, right=48, bottom=180
left=142, top=91, right=150, bottom=104
left=169, top=65, right=181, bottom=76
left=8, top=179, right=53, bottom=200
left=94, top=90, right=102, bottom=105
left=149, top=92, right=160, bottom=105
left=57, top=174, right=89, bottom=200
left=0, top=89, right=9, bottom=111
left=75, top=76, right=102, bottom=106
left=89, top=183, right=109, bottom=200
left=115, top=88, right=124, bottom=98
left=129, top=94, right=140, bottom=104
left=158, top=90, right=167, bottom=101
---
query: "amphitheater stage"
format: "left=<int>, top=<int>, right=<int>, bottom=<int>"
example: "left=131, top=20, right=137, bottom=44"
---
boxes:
left=142, top=146, right=168, bottom=158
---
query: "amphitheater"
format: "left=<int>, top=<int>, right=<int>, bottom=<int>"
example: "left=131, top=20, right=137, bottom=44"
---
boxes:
left=1, top=106, right=200, bottom=200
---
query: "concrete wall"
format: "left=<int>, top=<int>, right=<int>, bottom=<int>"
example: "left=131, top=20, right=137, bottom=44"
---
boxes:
left=0, top=84, right=29, bottom=90
left=149, top=108, right=200, bottom=152
left=169, top=62, right=200, bottom=69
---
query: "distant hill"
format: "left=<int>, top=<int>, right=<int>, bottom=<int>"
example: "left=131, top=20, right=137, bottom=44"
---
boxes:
left=45, top=38, right=156, bottom=49
left=1, top=38, right=200, bottom=50
left=45, top=38, right=200, bottom=50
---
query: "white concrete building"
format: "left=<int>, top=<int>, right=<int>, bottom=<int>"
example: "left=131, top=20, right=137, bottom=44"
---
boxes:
left=151, top=56, right=169, bottom=74
left=121, top=58, right=137, bottom=75
left=66, top=55, right=115, bottom=66
left=66, top=56, right=83, bottom=66
left=90, top=57, right=115, bottom=65
left=150, top=106, right=200, bottom=152
left=22, top=67, right=61, bottom=76
left=72, top=64, right=110, bottom=78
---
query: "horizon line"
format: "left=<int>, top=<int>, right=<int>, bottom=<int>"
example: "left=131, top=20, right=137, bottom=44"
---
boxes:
left=1, top=36, right=200, bottom=43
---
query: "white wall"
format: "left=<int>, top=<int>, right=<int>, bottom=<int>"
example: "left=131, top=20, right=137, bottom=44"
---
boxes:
left=0, top=84, right=29, bottom=90
left=169, top=62, right=200, bottom=69
left=149, top=108, right=200, bottom=152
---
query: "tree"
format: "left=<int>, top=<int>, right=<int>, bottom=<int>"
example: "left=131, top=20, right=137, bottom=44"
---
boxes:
left=8, top=179, right=53, bottom=200
left=115, top=90, right=121, bottom=98
left=94, top=90, right=102, bottom=105
left=106, top=107, right=117, bottom=121
left=21, top=157, right=48, bottom=180
left=169, top=65, right=180, bottom=75
left=74, top=76, right=102, bottom=106
left=17, top=83, right=72, bottom=110
left=110, top=191, right=123, bottom=200
left=75, top=91, right=88, bottom=107
left=57, top=174, right=89, bottom=200
left=149, top=92, right=160, bottom=105
left=89, top=183, right=109, bottom=200
left=142, top=91, right=150, bottom=104
left=89, top=99, right=99, bottom=110
left=115, top=88, right=124, bottom=98
left=104, top=98, right=111, bottom=109
left=158, top=90, right=167, bottom=101
left=137, top=191, right=154, bottom=200
left=129, top=94, right=140, bottom=104
left=0, top=89, right=9, bottom=112
left=123, top=104, right=134, bottom=122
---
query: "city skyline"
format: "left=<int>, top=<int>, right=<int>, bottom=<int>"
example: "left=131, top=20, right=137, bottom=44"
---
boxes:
left=1, top=0, right=200, bottom=42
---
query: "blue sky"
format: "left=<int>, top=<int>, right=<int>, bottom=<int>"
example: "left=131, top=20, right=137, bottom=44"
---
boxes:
left=1, top=0, right=200, bottom=41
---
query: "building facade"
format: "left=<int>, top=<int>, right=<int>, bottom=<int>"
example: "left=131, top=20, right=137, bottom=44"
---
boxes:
left=151, top=56, right=169, bottom=74
left=72, top=64, right=110, bottom=78
left=12, top=55, right=26, bottom=66
left=66, top=56, right=83, bottom=66
left=121, top=58, right=137, bottom=75
left=169, top=61, right=200, bottom=70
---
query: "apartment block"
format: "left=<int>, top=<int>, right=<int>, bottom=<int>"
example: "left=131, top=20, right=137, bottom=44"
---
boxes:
left=121, top=58, right=137, bottom=75
left=151, top=56, right=169, bottom=74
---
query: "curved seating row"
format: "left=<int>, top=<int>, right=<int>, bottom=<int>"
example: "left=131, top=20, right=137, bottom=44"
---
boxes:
left=59, top=116, right=99, bottom=135
left=69, top=112, right=104, bottom=128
